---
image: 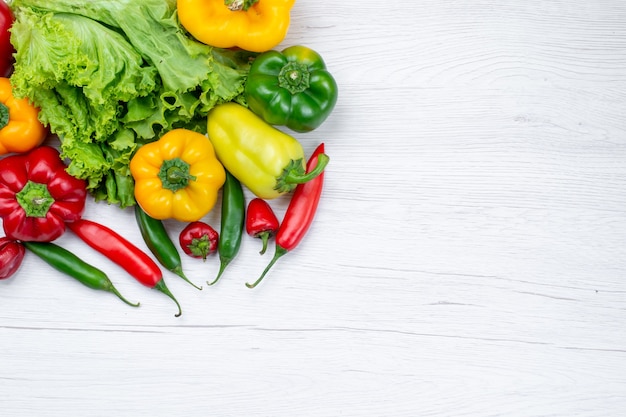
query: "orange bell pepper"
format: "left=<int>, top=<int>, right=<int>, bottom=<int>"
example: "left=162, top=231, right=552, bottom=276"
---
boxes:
left=176, top=0, right=295, bottom=53
left=0, top=77, right=47, bottom=155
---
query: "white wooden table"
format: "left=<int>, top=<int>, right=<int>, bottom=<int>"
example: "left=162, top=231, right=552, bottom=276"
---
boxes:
left=1, top=1, right=625, bottom=416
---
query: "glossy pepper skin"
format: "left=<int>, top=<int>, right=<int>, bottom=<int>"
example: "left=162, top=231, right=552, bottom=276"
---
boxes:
left=23, top=241, right=139, bottom=307
left=208, top=171, right=245, bottom=285
left=0, top=3, right=14, bottom=77
left=245, top=45, right=338, bottom=132
left=179, top=221, right=219, bottom=261
left=130, top=128, right=225, bottom=222
left=0, top=237, right=25, bottom=279
left=207, top=102, right=329, bottom=199
left=135, top=206, right=202, bottom=290
left=246, top=198, right=279, bottom=255
left=247, top=143, right=326, bottom=288
left=177, top=0, right=295, bottom=53
left=68, top=219, right=182, bottom=317
left=0, top=146, right=87, bottom=242
left=0, top=77, right=47, bottom=155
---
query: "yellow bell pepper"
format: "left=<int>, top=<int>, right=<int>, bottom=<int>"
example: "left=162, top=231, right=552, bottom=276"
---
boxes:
left=176, top=0, right=295, bottom=53
left=0, top=77, right=47, bottom=155
left=129, top=128, right=226, bottom=222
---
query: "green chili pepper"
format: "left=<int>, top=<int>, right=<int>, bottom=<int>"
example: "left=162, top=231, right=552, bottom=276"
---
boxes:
left=134, top=206, right=202, bottom=290
left=244, top=45, right=338, bottom=133
left=208, top=170, right=245, bottom=286
left=23, top=241, right=139, bottom=307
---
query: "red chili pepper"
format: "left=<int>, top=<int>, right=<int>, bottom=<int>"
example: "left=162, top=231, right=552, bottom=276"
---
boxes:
left=0, top=237, right=25, bottom=279
left=67, top=219, right=182, bottom=316
left=179, top=221, right=219, bottom=261
left=0, top=146, right=87, bottom=242
left=246, top=143, right=328, bottom=288
left=246, top=198, right=279, bottom=255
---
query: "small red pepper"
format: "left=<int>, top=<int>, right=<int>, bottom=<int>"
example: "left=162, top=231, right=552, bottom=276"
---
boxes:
left=179, top=221, right=219, bottom=261
left=247, top=143, right=327, bottom=288
left=246, top=198, right=279, bottom=255
left=67, top=218, right=182, bottom=317
left=0, top=146, right=87, bottom=242
left=0, top=237, right=25, bottom=279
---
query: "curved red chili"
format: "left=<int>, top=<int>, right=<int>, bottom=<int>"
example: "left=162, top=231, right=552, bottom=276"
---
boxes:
left=247, top=143, right=328, bottom=288
left=67, top=219, right=182, bottom=316
left=246, top=198, right=279, bottom=255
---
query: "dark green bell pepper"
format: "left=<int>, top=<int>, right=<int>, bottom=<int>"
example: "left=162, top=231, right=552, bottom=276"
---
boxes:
left=244, top=45, right=338, bottom=133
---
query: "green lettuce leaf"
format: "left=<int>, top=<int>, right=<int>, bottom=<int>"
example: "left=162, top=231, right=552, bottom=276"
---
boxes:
left=9, top=0, right=252, bottom=207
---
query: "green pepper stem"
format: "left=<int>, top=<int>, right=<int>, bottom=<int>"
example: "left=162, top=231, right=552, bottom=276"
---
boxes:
left=108, top=286, right=140, bottom=307
left=16, top=181, right=55, bottom=218
left=158, top=158, right=196, bottom=192
left=285, top=153, right=329, bottom=185
left=258, top=231, right=271, bottom=255
left=207, top=256, right=231, bottom=286
left=173, top=266, right=202, bottom=290
left=278, top=62, right=311, bottom=94
left=246, top=245, right=288, bottom=288
left=187, top=235, right=211, bottom=261
left=153, top=279, right=182, bottom=317
left=0, top=102, right=9, bottom=130
left=224, top=0, right=258, bottom=11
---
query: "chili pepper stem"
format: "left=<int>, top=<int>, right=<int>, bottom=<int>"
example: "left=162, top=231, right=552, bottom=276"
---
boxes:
left=108, top=286, right=140, bottom=307
left=173, top=266, right=202, bottom=290
left=285, top=153, right=330, bottom=185
left=246, top=245, right=288, bottom=288
left=153, top=279, right=182, bottom=317
left=258, top=232, right=271, bottom=255
left=207, top=256, right=231, bottom=286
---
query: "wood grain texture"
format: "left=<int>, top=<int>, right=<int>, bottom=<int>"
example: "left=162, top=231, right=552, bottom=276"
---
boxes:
left=1, top=1, right=626, bottom=416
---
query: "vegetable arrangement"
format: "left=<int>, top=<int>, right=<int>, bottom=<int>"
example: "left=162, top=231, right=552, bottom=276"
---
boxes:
left=0, top=0, right=336, bottom=317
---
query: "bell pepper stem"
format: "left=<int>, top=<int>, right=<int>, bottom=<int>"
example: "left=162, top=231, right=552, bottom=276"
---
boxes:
left=246, top=245, right=288, bottom=288
left=285, top=153, right=329, bottom=185
left=16, top=181, right=55, bottom=218
left=158, top=158, right=196, bottom=192
left=173, top=266, right=202, bottom=290
left=0, top=102, right=9, bottom=130
left=224, top=0, right=259, bottom=11
left=153, top=279, right=182, bottom=317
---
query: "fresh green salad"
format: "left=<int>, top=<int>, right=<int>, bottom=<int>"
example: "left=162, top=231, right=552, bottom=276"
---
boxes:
left=10, top=0, right=255, bottom=207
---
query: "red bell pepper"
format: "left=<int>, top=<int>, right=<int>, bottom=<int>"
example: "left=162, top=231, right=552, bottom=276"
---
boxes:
left=0, top=146, right=87, bottom=242
left=246, top=198, right=279, bottom=255
left=0, top=237, right=25, bottom=279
